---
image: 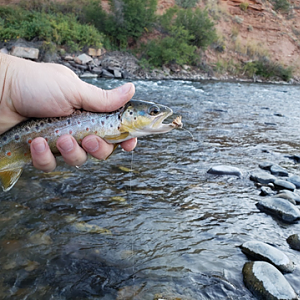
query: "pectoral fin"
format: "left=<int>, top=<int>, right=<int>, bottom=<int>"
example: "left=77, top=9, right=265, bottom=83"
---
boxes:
left=0, top=168, right=23, bottom=192
left=105, top=144, right=119, bottom=160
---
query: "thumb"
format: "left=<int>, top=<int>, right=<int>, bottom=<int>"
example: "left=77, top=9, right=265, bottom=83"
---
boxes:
left=77, top=82, right=135, bottom=112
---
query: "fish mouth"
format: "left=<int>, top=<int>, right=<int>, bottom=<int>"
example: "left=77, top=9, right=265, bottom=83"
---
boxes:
left=148, top=110, right=183, bottom=133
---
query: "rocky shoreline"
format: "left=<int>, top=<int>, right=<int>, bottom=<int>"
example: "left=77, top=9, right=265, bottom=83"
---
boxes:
left=1, top=39, right=299, bottom=84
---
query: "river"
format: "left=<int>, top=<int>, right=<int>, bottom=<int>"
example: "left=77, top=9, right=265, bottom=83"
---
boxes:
left=0, top=79, right=300, bottom=299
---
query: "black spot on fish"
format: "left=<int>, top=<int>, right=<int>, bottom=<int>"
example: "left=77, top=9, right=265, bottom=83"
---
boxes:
left=15, top=135, right=20, bottom=141
left=67, top=119, right=71, bottom=125
left=25, top=127, right=30, bottom=132
left=134, top=117, right=137, bottom=120
left=110, top=124, right=113, bottom=128
left=2, top=136, right=7, bottom=142
left=36, top=125, right=40, bottom=131
left=106, top=116, right=109, bottom=119
left=101, top=121, right=104, bottom=125
left=130, top=112, right=133, bottom=115
left=118, top=115, right=121, bottom=120
left=40, top=122, right=44, bottom=127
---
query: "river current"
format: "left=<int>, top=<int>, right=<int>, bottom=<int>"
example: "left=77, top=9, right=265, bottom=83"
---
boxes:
left=1, top=79, right=300, bottom=299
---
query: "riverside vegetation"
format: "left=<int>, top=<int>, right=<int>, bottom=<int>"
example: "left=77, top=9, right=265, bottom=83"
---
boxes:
left=0, top=0, right=295, bottom=82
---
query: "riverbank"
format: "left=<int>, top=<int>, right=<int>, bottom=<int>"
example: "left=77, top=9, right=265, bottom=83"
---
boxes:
left=1, top=39, right=298, bottom=85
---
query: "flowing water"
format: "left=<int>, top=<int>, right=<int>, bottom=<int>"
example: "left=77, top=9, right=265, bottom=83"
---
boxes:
left=1, top=79, right=300, bottom=299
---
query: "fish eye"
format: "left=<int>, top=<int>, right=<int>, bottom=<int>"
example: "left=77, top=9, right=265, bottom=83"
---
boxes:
left=149, top=105, right=160, bottom=116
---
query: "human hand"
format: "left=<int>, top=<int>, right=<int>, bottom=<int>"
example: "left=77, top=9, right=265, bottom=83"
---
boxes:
left=0, top=53, right=137, bottom=172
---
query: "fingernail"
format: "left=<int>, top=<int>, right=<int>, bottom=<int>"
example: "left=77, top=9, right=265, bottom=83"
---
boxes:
left=58, top=136, right=74, bottom=153
left=119, top=83, right=131, bottom=94
left=84, top=136, right=100, bottom=153
left=32, top=140, right=46, bottom=153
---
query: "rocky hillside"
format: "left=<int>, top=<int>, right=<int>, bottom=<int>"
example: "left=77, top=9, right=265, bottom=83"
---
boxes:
left=1, top=0, right=299, bottom=79
left=154, top=0, right=300, bottom=78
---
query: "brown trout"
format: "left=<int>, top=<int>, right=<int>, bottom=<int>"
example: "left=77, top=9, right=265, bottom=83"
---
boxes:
left=0, top=100, right=182, bottom=192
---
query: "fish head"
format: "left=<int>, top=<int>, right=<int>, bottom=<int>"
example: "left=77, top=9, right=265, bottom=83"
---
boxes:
left=120, top=100, right=182, bottom=137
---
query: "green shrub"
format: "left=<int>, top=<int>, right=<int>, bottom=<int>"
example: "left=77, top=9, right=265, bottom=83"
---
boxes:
left=174, top=8, right=217, bottom=49
left=272, top=0, right=290, bottom=12
left=175, top=0, right=198, bottom=8
left=244, top=59, right=293, bottom=81
left=240, top=2, right=249, bottom=11
left=0, top=6, right=104, bottom=50
left=82, top=0, right=157, bottom=48
left=143, top=26, right=197, bottom=67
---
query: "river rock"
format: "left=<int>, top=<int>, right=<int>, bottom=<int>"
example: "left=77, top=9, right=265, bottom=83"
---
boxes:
left=0, top=47, right=9, bottom=54
left=287, top=234, right=300, bottom=251
left=270, top=165, right=289, bottom=177
left=91, top=66, right=103, bottom=75
left=243, top=261, right=298, bottom=300
left=287, top=174, right=300, bottom=189
left=275, top=190, right=300, bottom=204
left=114, top=69, right=122, bottom=78
left=102, top=69, right=115, bottom=78
left=259, top=161, right=273, bottom=170
left=250, top=171, right=276, bottom=184
left=69, top=61, right=88, bottom=70
left=207, top=165, right=242, bottom=177
left=256, top=197, right=300, bottom=223
left=88, top=47, right=101, bottom=57
left=273, top=179, right=295, bottom=191
left=75, top=53, right=93, bottom=65
left=11, top=46, right=39, bottom=60
left=260, top=186, right=276, bottom=196
left=241, top=240, right=294, bottom=273
left=286, top=153, right=300, bottom=163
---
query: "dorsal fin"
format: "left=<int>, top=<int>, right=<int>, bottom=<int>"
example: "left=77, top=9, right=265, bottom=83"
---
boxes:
left=0, top=169, right=23, bottom=192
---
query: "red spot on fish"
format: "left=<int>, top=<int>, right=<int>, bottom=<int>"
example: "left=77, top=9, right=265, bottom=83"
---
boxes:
left=7, top=152, right=11, bottom=156
left=55, top=130, right=59, bottom=134
left=95, top=131, right=98, bottom=134
left=45, top=138, right=48, bottom=142
left=79, top=139, right=82, bottom=143
left=69, top=130, right=73, bottom=134
left=28, top=139, right=32, bottom=144
left=24, top=153, right=27, bottom=157
left=86, top=127, right=89, bottom=131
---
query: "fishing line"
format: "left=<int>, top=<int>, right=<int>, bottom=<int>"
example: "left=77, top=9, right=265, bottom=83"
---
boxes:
left=181, top=128, right=195, bottom=141
left=128, top=149, right=135, bottom=282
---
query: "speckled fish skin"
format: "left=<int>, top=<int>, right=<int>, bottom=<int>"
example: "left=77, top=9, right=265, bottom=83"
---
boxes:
left=0, top=100, right=182, bottom=192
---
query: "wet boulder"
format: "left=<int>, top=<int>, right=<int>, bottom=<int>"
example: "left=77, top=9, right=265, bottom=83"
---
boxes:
left=273, top=179, right=295, bottom=191
left=270, top=165, right=289, bottom=177
left=287, top=175, right=300, bottom=189
left=287, top=234, right=300, bottom=251
left=260, top=186, right=276, bottom=197
left=207, top=165, right=242, bottom=177
left=241, top=240, right=294, bottom=273
left=286, top=154, right=300, bottom=163
left=250, top=171, right=276, bottom=184
left=243, top=261, right=298, bottom=300
left=275, top=190, right=300, bottom=205
left=259, top=161, right=273, bottom=171
left=11, top=46, right=39, bottom=60
left=256, top=197, right=300, bottom=223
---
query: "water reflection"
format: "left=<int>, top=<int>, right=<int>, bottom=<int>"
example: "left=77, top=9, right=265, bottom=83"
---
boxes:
left=1, top=80, right=300, bottom=299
